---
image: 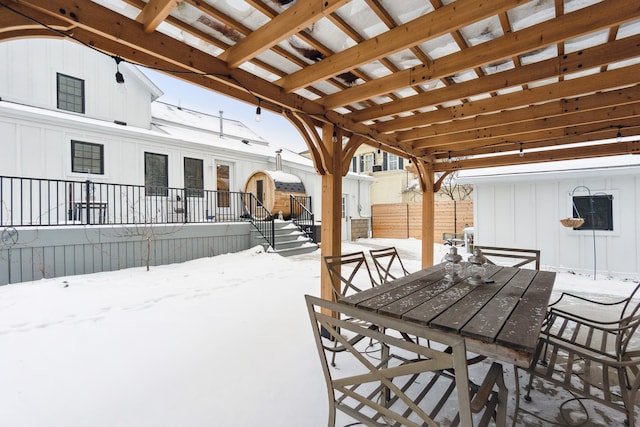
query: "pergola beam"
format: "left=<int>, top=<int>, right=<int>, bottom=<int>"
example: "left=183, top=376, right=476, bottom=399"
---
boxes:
left=434, top=141, right=640, bottom=172
left=414, top=103, right=640, bottom=150
left=218, top=0, right=350, bottom=68
left=363, top=34, right=640, bottom=128
left=408, top=86, right=640, bottom=144
left=135, top=0, right=179, bottom=33
left=321, top=0, right=640, bottom=110
left=423, top=116, right=640, bottom=160
left=276, top=0, right=519, bottom=93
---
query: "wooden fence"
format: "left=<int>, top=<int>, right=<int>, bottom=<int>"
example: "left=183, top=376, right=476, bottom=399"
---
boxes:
left=372, top=201, right=473, bottom=243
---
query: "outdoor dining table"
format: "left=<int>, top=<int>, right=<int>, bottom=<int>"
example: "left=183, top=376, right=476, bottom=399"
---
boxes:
left=339, top=262, right=557, bottom=368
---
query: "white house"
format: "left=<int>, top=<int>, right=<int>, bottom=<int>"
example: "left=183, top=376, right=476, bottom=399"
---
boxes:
left=459, top=155, right=640, bottom=279
left=0, top=37, right=372, bottom=284
left=0, top=38, right=371, bottom=233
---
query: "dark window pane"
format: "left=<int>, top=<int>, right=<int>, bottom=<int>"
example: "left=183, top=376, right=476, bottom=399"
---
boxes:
left=71, top=141, right=104, bottom=174
left=572, top=195, right=613, bottom=231
left=216, top=164, right=230, bottom=207
left=57, top=73, right=85, bottom=114
left=184, top=157, right=204, bottom=197
left=145, top=152, right=168, bottom=196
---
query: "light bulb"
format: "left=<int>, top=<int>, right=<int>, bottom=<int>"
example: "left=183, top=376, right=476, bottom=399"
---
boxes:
left=255, top=105, right=261, bottom=122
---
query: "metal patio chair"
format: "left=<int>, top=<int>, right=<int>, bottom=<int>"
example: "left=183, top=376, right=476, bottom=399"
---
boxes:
left=322, top=252, right=380, bottom=366
left=306, top=295, right=508, bottom=427
left=524, top=282, right=640, bottom=426
left=323, top=251, right=378, bottom=300
left=369, top=246, right=410, bottom=284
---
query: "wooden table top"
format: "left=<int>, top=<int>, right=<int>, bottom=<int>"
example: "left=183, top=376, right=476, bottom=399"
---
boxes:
left=340, top=263, right=556, bottom=367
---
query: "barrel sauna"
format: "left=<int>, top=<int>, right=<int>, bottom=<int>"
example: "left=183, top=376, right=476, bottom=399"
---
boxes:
left=244, top=170, right=306, bottom=219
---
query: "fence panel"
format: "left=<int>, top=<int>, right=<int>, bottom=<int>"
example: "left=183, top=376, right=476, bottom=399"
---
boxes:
left=372, top=200, right=473, bottom=242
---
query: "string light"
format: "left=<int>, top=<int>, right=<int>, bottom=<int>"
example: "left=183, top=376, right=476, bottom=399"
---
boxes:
left=616, top=126, right=622, bottom=142
left=113, top=56, right=125, bottom=84
left=377, top=143, right=381, bottom=155
left=255, top=98, right=262, bottom=122
left=519, top=142, right=524, bottom=157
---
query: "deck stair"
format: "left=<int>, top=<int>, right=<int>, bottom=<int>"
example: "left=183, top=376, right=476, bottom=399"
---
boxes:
left=252, top=220, right=318, bottom=256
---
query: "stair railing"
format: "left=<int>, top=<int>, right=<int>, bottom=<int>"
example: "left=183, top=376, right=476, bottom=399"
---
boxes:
left=290, top=195, right=315, bottom=243
left=245, top=193, right=276, bottom=249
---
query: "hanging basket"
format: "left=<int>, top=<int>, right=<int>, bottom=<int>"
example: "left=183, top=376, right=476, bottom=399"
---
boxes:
left=560, top=217, right=585, bottom=228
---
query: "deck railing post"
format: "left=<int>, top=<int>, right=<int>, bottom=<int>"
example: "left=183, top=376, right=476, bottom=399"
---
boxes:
left=183, top=187, right=188, bottom=223
left=85, top=179, right=91, bottom=225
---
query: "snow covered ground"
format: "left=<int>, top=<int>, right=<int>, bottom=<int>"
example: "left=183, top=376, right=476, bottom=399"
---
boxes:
left=0, top=238, right=637, bottom=426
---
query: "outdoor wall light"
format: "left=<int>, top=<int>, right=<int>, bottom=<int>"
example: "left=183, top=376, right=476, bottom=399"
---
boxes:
left=467, top=247, right=487, bottom=285
left=442, top=246, right=463, bottom=282
left=113, top=56, right=125, bottom=84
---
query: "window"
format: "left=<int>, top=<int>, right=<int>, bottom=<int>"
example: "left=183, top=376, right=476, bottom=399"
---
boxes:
left=57, top=73, right=85, bottom=114
left=388, top=154, right=399, bottom=171
left=363, top=153, right=374, bottom=173
left=71, top=141, right=104, bottom=174
left=572, top=195, right=613, bottom=231
left=184, top=157, right=203, bottom=197
left=216, top=163, right=230, bottom=207
left=351, top=157, right=357, bottom=173
left=145, top=152, right=168, bottom=196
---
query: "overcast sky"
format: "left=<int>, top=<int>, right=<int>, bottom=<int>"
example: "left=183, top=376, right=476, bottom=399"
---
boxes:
left=141, top=68, right=309, bottom=153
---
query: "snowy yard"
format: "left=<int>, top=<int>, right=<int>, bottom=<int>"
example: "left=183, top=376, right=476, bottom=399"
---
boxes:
left=0, top=238, right=638, bottom=426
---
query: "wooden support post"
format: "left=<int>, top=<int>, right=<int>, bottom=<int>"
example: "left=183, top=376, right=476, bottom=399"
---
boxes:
left=320, top=124, right=342, bottom=302
left=414, top=160, right=435, bottom=269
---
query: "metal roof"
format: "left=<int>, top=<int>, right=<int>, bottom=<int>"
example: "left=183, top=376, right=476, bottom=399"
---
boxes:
left=1, top=0, right=639, bottom=174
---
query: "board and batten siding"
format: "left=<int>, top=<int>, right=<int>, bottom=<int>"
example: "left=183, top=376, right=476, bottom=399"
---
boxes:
left=472, top=169, right=640, bottom=278
left=0, top=223, right=252, bottom=285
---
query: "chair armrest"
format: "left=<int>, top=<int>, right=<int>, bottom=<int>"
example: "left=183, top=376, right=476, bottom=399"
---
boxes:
left=548, top=305, right=623, bottom=327
left=471, top=362, right=506, bottom=412
left=549, top=291, right=629, bottom=309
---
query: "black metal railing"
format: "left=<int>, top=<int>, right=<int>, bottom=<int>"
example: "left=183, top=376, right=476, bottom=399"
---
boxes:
left=290, top=195, right=315, bottom=242
left=0, top=175, right=251, bottom=227
left=244, top=192, right=275, bottom=249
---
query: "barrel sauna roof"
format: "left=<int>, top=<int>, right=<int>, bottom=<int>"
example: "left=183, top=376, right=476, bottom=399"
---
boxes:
left=264, top=170, right=306, bottom=193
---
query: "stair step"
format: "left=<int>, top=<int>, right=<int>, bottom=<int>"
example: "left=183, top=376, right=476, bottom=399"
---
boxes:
left=270, top=244, right=319, bottom=257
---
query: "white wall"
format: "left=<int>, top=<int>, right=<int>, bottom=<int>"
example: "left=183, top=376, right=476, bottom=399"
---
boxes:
left=471, top=166, right=640, bottom=278
left=0, top=38, right=155, bottom=129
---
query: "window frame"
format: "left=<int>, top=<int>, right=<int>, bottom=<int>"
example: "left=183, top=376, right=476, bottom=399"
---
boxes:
left=566, top=189, right=619, bottom=236
left=57, top=73, right=85, bottom=114
left=184, top=157, right=204, bottom=198
left=572, top=194, right=614, bottom=231
left=145, top=152, right=169, bottom=197
left=71, top=140, right=104, bottom=175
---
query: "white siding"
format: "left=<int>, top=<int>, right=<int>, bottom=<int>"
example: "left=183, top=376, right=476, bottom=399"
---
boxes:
left=473, top=169, right=640, bottom=278
left=0, top=39, right=154, bottom=129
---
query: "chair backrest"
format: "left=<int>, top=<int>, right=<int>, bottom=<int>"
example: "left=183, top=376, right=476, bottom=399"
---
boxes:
left=369, top=246, right=410, bottom=284
left=323, top=251, right=377, bottom=300
left=474, top=245, right=540, bottom=270
left=305, top=294, right=479, bottom=427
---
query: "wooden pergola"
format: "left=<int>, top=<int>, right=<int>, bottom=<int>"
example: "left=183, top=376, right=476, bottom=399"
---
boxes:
left=1, top=0, right=639, bottom=301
